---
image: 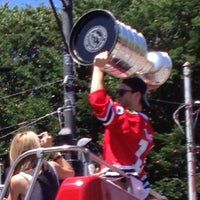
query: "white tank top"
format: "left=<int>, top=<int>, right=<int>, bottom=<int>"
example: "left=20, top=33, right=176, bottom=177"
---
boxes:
left=19, top=171, right=43, bottom=200
left=19, top=163, right=59, bottom=200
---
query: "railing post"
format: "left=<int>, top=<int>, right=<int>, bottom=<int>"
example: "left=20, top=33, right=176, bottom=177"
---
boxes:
left=183, top=62, right=197, bottom=200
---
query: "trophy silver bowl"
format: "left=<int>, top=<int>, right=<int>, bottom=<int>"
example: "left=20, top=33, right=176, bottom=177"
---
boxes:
left=69, top=9, right=172, bottom=89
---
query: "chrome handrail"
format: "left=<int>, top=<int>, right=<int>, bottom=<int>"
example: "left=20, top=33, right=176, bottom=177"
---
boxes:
left=0, top=145, right=128, bottom=200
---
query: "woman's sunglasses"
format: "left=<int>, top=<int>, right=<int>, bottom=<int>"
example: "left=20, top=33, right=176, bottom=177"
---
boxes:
left=116, top=88, right=135, bottom=96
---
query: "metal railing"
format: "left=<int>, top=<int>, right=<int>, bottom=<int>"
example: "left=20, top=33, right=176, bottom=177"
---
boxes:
left=0, top=145, right=166, bottom=200
left=0, top=145, right=128, bottom=200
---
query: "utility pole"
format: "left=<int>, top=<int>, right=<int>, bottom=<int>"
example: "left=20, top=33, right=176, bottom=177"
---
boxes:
left=59, top=0, right=76, bottom=145
left=183, top=62, right=197, bottom=200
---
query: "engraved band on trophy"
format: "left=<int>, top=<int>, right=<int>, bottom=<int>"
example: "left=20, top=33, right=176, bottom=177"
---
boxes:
left=69, top=9, right=172, bottom=90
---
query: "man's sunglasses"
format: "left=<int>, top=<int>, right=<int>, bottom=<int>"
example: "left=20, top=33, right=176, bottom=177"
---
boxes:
left=116, top=88, right=135, bottom=96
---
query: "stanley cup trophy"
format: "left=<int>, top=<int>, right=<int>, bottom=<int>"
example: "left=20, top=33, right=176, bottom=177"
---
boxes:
left=69, top=9, right=172, bottom=91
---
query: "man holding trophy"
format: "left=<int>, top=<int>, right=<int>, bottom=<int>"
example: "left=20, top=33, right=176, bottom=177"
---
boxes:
left=88, top=51, right=154, bottom=199
left=69, top=9, right=172, bottom=199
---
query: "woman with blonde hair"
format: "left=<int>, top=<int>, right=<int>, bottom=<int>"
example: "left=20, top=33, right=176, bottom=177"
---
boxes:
left=6, top=130, right=75, bottom=200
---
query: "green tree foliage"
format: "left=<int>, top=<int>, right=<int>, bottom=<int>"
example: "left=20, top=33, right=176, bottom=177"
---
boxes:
left=0, top=6, right=64, bottom=150
left=147, top=127, right=188, bottom=198
left=0, top=0, right=200, bottom=199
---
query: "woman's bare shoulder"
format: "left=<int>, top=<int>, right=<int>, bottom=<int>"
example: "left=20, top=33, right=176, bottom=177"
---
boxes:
left=10, top=174, right=28, bottom=194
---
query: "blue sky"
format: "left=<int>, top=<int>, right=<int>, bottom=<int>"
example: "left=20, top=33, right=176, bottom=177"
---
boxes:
left=0, top=0, right=62, bottom=8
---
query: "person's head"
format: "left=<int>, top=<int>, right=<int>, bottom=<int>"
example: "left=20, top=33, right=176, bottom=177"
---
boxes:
left=116, top=77, right=149, bottom=111
left=9, top=130, right=41, bottom=173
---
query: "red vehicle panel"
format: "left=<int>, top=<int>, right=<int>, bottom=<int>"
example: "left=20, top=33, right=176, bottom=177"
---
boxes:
left=56, top=176, right=139, bottom=200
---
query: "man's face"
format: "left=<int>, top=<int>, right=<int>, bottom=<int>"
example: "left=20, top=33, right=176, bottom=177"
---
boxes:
left=116, top=83, right=137, bottom=108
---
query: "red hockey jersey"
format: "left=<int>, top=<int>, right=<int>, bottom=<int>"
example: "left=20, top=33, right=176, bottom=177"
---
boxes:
left=88, top=89, right=154, bottom=177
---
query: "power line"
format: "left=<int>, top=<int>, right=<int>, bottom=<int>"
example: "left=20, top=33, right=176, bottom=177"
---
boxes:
left=0, top=110, right=59, bottom=139
left=0, top=79, right=62, bottom=101
left=150, top=98, right=182, bottom=105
